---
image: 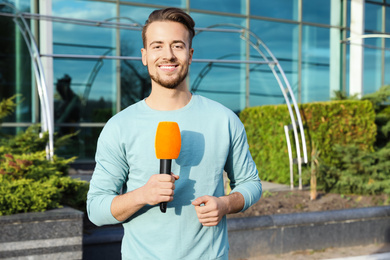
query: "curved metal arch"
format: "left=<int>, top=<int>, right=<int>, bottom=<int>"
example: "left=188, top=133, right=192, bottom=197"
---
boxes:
left=195, top=24, right=308, bottom=188
left=191, top=53, right=284, bottom=99
left=2, top=2, right=54, bottom=160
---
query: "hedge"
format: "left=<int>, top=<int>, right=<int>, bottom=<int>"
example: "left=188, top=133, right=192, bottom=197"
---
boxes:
left=240, top=100, right=377, bottom=185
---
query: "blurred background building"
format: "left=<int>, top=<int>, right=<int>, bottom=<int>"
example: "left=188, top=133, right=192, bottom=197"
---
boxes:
left=0, top=0, right=389, bottom=166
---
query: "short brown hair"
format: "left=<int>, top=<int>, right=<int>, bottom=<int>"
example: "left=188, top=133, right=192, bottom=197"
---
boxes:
left=142, top=7, right=195, bottom=48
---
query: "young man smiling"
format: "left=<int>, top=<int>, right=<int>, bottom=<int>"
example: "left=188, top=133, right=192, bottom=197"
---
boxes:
left=87, top=7, right=262, bottom=260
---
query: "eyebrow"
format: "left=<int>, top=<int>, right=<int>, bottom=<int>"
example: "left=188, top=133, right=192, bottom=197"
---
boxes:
left=149, top=40, right=187, bottom=48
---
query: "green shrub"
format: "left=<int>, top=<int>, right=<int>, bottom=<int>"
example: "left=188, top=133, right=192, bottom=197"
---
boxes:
left=0, top=175, right=61, bottom=215
left=0, top=96, right=89, bottom=215
left=240, top=100, right=377, bottom=185
left=362, top=85, right=390, bottom=149
left=317, top=144, right=390, bottom=195
left=312, top=86, right=390, bottom=195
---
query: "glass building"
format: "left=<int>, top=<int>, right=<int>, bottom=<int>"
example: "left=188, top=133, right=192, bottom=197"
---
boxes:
left=1, top=0, right=389, bottom=165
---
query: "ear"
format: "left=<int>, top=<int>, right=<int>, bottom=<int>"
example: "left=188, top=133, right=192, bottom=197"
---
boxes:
left=188, top=48, right=194, bottom=65
left=141, top=48, right=147, bottom=66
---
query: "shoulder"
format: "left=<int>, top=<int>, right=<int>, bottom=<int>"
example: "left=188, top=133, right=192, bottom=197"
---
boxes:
left=106, top=100, right=146, bottom=125
left=193, top=95, right=244, bottom=131
left=99, top=100, right=146, bottom=136
left=194, top=95, right=238, bottom=118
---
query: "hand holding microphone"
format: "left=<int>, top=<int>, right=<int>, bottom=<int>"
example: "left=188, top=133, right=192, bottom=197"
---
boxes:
left=155, top=121, right=181, bottom=213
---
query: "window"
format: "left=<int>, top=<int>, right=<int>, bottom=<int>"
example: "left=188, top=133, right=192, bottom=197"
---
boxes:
left=0, top=0, right=34, bottom=124
left=302, top=0, right=331, bottom=25
left=191, top=0, right=246, bottom=14
left=301, top=25, right=330, bottom=102
left=251, top=0, right=298, bottom=21
left=365, top=2, right=383, bottom=32
left=364, top=38, right=383, bottom=94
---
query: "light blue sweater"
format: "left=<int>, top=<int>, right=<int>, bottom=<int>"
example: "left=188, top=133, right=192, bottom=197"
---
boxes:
left=87, top=95, right=262, bottom=260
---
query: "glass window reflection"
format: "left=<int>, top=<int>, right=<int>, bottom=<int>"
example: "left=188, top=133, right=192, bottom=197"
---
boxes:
left=191, top=0, right=246, bottom=14
left=385, top=39, right=390, bottom=85
left=0, top=0, right=34, bottom=123
left=301, top=25, right=330, bottom=103
left=55, top=126, right=104, bottom=160
left=364, top=38, right=382, bottom=94
left=365, top=3, right=383, bottom=32
left=387, top=7, right=390, bottom=33
left=251, top=0, right=298, bottom=21
left=120, top=6, right=155, bottom=109
left=121, top=0, right=185, bottom=8
left=302, top=0, right=330, bottom=25
left=52, top=0, right=117, bottom=126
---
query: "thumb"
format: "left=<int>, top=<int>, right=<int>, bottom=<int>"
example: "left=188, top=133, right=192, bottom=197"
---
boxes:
left=171, top=173, right=180, bottom=180
left=192, top=195, right=209, bottom=206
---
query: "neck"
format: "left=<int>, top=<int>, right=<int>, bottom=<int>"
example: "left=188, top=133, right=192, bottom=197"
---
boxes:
left=145, top=83, right=192, bottom=111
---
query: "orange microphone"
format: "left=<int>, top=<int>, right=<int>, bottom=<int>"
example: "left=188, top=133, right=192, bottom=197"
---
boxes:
left=155, top=121, right=181, bottom=213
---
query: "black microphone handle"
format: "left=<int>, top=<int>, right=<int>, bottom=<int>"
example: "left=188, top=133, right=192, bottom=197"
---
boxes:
left=160, top=159, right=172, bottom=213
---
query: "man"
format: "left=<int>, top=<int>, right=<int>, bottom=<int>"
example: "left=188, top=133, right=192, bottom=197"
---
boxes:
left=87, top=7, right=262, bottom=260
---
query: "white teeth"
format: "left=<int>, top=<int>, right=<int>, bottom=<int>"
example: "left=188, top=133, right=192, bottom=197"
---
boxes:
left=160, top=65, right=175, bottom=68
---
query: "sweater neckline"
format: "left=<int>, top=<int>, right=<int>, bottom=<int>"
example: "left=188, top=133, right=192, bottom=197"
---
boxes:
left=142, top=94, right=197, bottom=113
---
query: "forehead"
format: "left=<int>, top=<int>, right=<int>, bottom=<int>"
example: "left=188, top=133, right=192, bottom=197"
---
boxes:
left=145, top=21, right=190, bottom=45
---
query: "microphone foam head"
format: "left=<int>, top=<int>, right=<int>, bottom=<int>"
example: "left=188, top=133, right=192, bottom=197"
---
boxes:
left=155, top=121, right=181, bottom=159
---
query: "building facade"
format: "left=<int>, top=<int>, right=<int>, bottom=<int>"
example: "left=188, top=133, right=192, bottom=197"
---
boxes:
left=1, top=0, right=389, bottom=162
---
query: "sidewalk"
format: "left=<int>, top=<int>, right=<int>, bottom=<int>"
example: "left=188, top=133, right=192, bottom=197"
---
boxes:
left=261, top=180, right=290, bottom=191
left=254, top=243, right=390, bottom=260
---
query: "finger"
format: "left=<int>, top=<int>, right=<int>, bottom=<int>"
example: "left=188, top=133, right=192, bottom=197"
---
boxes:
left=197, top=214, right=220, bottom=226
left=158, top=174, right=174, bottom=181
left=192, top=196, right=210, bottom=206
left=159, top=181, right=175, bottom=189
left=159, top=194, right=174, bottom=203
left=195, top=207, right=219, bottom=218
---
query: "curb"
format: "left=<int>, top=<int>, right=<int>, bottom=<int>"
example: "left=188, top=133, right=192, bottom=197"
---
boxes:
left=228, top=206, right=390, bottom=259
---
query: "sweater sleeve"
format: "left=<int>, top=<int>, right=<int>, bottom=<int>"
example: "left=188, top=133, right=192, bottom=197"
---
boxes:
left=224, top=116, right=262, bottom=212
left=86, top=121, right=128, bottom=226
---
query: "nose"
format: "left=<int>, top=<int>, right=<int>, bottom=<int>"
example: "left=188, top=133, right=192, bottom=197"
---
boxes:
left=163, top=46, right=176, bottom=61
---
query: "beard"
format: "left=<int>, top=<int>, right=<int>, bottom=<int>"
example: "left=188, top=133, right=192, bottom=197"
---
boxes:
left=148, top=62, right=189, bottom=89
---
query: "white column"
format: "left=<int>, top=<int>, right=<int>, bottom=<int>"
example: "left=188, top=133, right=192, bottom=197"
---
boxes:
left=330, top=0, right=341, bottom=98
left=39, top=0, right=54, bottom=134
left=349, top=0, right=364, bottom=98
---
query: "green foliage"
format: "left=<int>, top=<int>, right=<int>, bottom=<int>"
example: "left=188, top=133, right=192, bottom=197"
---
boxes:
left=0, top=175, right=61, bottom=215
left=240, top=100, right=377, bottom=185
left=0, top=97, right=89, bottom=215
left=0, top=125, right=49, bottom=155
left=0, top=174, right=89, bottom=215
left=0, top=95, right=18, bottom=121
left=331, top=90, right=359, bottom=101
left=362, top=85, right=390, bottom=149
left=317, top=144, right=390, bottom=195
left=362, top=85, right=390, bottom=110
left=313, top=86, right=390, bottom=195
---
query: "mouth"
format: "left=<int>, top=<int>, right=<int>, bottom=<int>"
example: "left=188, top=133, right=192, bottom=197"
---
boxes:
left=158, top=64, right=179, bottom=72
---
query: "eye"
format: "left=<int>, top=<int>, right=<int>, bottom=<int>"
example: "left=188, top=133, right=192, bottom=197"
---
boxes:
left=173, top=44, right=184, bottom=49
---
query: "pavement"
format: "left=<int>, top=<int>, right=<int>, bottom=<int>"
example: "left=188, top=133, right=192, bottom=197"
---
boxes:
left=261, top=180, right=291, bottom=191
left=254, top=244, right=390, bottom=260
